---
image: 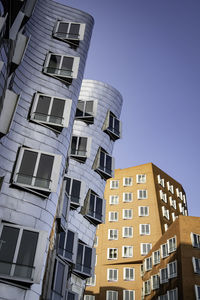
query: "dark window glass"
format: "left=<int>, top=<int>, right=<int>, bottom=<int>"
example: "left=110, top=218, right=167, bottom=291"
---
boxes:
left=49, top=98, right=65, bottom=125
left=78, top=137, right=87, bottom=156
left=71, top=179, right=81, bottom=204
left=83, top=247, right=92, bottom=274
left=17, top=150, right=38, bottom=185
left=85, top=101, right=93, bottom=116
left=99, top=151, right=105, bottom=171
left=65, top=230, right=74, bottom=260
left=48, top=55, right=61, bottom=74
left=35, top=154, right=54, bottom=188
left=69, top=23, right=80, bottom=39
left=60, top=57, right=73, bottom=76
left=105, top=155, right=112, bottom=174
left=35, top=95, right=51, bottom=122
left=75, top=101, right=94, bottom=119
left=54, top=261, right=65, bottom=295
left=65, top=178, right=71, bottom=195
left=67, top=292, right=75, bottom=300
left=76, top=243, right=83, bottom=271
left=58, top=22, right=69, bottom=35
left=95, top=196, right=103, bottom=220
left=89, top=193, right=95, bottom=216
left=75, top=101, right=84, bottom=117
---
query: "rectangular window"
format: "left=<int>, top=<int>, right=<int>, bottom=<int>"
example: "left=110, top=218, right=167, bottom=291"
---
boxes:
left=86, top=275, right=96, bottom=286
left=82, top=190, right=105, bottom=224
left=110, top=180, right=119, bottom=189
left=107, top=248, right=118, bottom=260
left=145, top=257, right=152, bottom=271
left=65, top=177, right=82, bottom=208
left=137, top=190, right=147, bottom=199
left=143, top=280, right=151, bottom=295
left=109, top=195, right=119, bottom=205
left=139, top=224, right=150, bottom=235
left=172, top=212, right=177, bottom=222
left=122, top=227, right=133, bottom=238
left=93, top=147, right=114, bottom=180
left=136, top=174, right=146, bottom=184
left=195, top=285, right=200, bottom=300
left=30, top=93, right=72, bottom=131
left=141, top=243, right=152, bottom=256
left=191, top=233, right=200, bottom=248
left=94, top=236, right=98, bottom=247
left=75, top=100, right=97, bottom=124
left=108, top=229, right=118, bottom=240
left=167, top=181, right=174, bottom=194
left=109, top=212, right=118, bottom=222
left=123, top=290, right=135, bottom=300
left=123, top=209, right=133, bottom=220
left=161, top=243, right=168, bottom=258
left=192, top=257, right=200, bottom=274
left=167, top=288, right=178, bottom=300
left=169, top=196, right=177, bottom=209
left=54, top=21, right=85, bottom=41
left=84, top=296, right=95, bottom=300
left=74, top=242, right=95, bottom=278
left=167, top=236, right=177, bottom=253
left=12, top=147, right=61, bottom=196
left=57, top=230, right=77, bottom=264
left=123, top=268, right=135, bottom=281
left=157, top=175, right=165, bottom=187
left=122, top=246, right=133, bottom=258
left=153, top=250, right=160, bottom=265
left=160, top=190, right=167, bottom=203
left=103, top=111, right=121, bottom=141
left=160, top=267, right=168, bottom=284
left=106, top=291, right=118, bottom=300
left=123, top=177, right=133, bottom=186
left=123, top=192, right=133, bottom=202
left=138, top=206, right=149, bottom=217
left=0, top=223, right=47, bottom=284
left=107, top=269, right=118, bottom=281
left=151, top=274, right=159, bottom=290
left=167, top=261, right=177, bottom=279
left=162, top=206, right=170, bottom=220
left=70, top=136, right=90, bottom=162
left=51, top=258, right=68, bottom=300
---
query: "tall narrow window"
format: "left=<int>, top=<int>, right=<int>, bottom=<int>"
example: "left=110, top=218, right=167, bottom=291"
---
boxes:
left=65, top=177, right=82, bottom=208
left=74, top=242, right=95, bottom=278
left=123, top=268, right=135, bottom=281
left=151, top=274, right=159, bottom=290
left=93, top=147, right=114, bottom=180
left=103, top=111, right=121, bottom=141
left=51, top=258, right=68, bottom=300
left=57, top=230, right=77, bottom=264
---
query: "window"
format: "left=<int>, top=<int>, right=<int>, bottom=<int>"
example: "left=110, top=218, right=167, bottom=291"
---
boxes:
left=158, top=294, right=168, bottom=300
left=123, top=192, right=133, bottom=202
left=169, top=196, right=176, bottom=209
left=192, top=257, right=200, bottom=274
left=164, top=224, right=168, bottom=232
left=183, top=194, right=186, bottom=204
left=57, top=230, right=77, bottom=264
left=109, top=212, right=118, bottom=222
left=138, top=206, right=149, bottom=217
left=108, top=229, right=118, bottom=240
left=110, top=180, right=119, bottom=189
left=137, top=190, right=147, bottom=199
left=172, top=213, right=177, bottom=222
left=136, top=174, right=146, bottom=184
left=122, top=227, right=133, bottom=238
left=141, top=243, right=152, bottom=256
left=153, top=250, right=160, bottom=265
left=30, top=93, right=72, bottom=131
left=160, top=190, right=167, bottom=203
left=93, top=147, right=114, bottom=180
left=160, top=267, right=168, bottom=284
left=157, top=175, right=165, bottom=187
left=70, top=136, right=91, bottom=162
left=106, top=291, right=118, bottom=300
left=94, top=236, right=98, bottom=247
left=74, top=242, right=95, bottom=278
left=123, top=209, right=133, bottom=219
left=144, top=280, right=151, bottom=295
left=179, top=203, right=184, bottom=214
left=167, top=182, right=174, bottom=194
left=167, top=236, right=176, bottom=253
left=176, top=188, right=183, bottom=200
left=109, top=195, right=119, bottom=205
left=140, top=264, right=144, bottom=277
left=122, top=246, right=133, bottom=258
left=103, top=111, right=121, bottom=141
left=12, top=147, right=61, bottom=196
left=84, top=296, right=95, bottom=300
left=145, top=257, right=152, bottom=271
left=107, top=248, right=118, bottom=260
left=123, top=268, right=135, bottom=281
left=65, top=177, right=83, bottom=208
left=139, top=224, right=150, bottom=235
left=191, top=233, right=200, bottom=248
left=75, top=100, right=97, bottom=124
left=195, top=285, right=200, bottom=300
left=167, top=261, right=177, bottom=278
left=43, top=53, right=80, bottom=83
left=107, top=269, right=118, bottom=281
left=123, top=290, right=135, bottom=300
left=161, top=243, right=168, bottom=258
left=162, top=206, right=170, bottom=220
left=86, top=275, right=96, bottom=286
left=51, top=258, right=68, bottom=300
left=0, top=223, right=47, bottom=284
left=123, top=177, right=133, bottom=186
left=167, top=288, right=178, bottom=300
left=81, top=189, right=105, bottom=224
left=151, top=274, right=159, bottom=290
left=54, top=21, right=85, bottom=42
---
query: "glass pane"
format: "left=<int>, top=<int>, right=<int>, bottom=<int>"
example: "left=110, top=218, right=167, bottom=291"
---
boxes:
left=99, top=151, right=105, bottom=170
left=89, top=193, right=95, bottom=217
left=71, top=137, right=77, bottom=155
left=85, top=101, right=93, bottom=116
left=83, top=247, right=92, bottom=274
left=65, top=177, right=71, bottom=195
left=58, top=232, right=65, bottom=255
left=67, top=292, right=75, bottom=300
left=0, top=226, right=19, bottom=276
left=114, top=118, right=120, bottom=135
left=49, top=98, right=65, bottom=124
left=109, top=114, right=114, bottom=130
left=71, top=179, right=81, bottom=204
left=14, top=230, right=38, bottom=279
left=95, top=197, right=103, bottom=220
left=76, top=243, right=83, bottom=271
left=69, top=23, right=80, bottom=39
left=78, top=137, right=87, bottom=156
left=65, top=230, right=74, bottom=260
left=35, top=154, right=54, bottom=189
left=17, top=150, right=37, bottom=185
left=54, top=261, right=65, bottom=295
left=48, top=55, right=61, bottom=74
left=57, top=22, right=69, bottom=38
left=60, top=57, right=73, bottom=76
left=75, top=101, right=84, bottom=117
left=34, top=95, right=51, bottom=122
left=105, top=155, right=112, bottom=175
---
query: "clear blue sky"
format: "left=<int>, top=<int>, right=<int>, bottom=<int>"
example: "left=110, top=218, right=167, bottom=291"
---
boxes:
left=56, top=0, right=200, bottom=217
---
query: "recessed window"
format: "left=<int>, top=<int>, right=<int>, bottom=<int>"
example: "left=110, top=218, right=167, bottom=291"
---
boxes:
left=51, top=257, right=68, bottom=300
left=107, top=269, right=118, bottom=281
left=110, top=180, right=119, bottom=189
left=136, top=174, right=146, bottom=184
left=122, top=227, right=133, bottom=238
left=153, top=250, right=160, bottom=265
left=143, top=280, right=151, bottom=295
left=30, top=93, right=72, bottom=132
left=75, top=100, right=97, bottom=124
left=157, top=175, right=165, bottom=187
left=43, top=53, right=80, bottom=83
left=74, top=242, right=95, bottom=278
left=57, top=230, right=77, bottom=264
left=151, top=274, right=159, bottom=290
left=86, top=275, right=96, bottom=286
left=123, top=268, right=135, bottom=281
left=108, top=229, right=118, bottom=240
left=0, top=223, right=47, bottom=284
left=141, top=243, right=152, bottom=256
left=137, top=190, right=147, bottom=199
left=123, top=177, right=133, bottom=186
left=172, top=212, right=177, bottom=222
left=123, top=290, right=135, bottom=300
left=53, top=21, right=85, bottom=45
left=167, top=181, right=174, bottom=194
left=103, top=111, right=121, bottom=141
left=123, top=192, right=133, bottom=202
left=164, top=224, right=168, bottom=232
left=195, top=285, right=200, bottom=300
left=123, top=209, right=133, bottom=220
left=161, top=243, right=168, bottom=258
left=107, top=248, right=118, bottom=260
left=169, top=196, right=176, bottom=209
left=65, top=177, right=83, bottom=208
left=109, top=212, right=118, bottom=222
left=160, top=267, right=168, bottom=284
left=167, top=236, right=176, bottom=253
left=12, top=147, right=61, bottom=196
left=167, top=260, right=177, bottom=279
left=109, top=195, right=119, bottom=205
left=106, top=291, right=118, bottom=300
left=122, top=246, right=133, bottom=258
left=93, top=147, right=114, bottom=180
left=70, top=136, right=91, bottom=162
left=145, top=257, right=152, bottom=271
left=82, top=189, right=105, bottom=225
left=138, top=206, right=149, bottom=217
left=160, top=190, right=167, bottom=203
left=162, top=206, right=170, bottom=220
left=167, top=288, right=178, bottom=300
left=139, top=224, right=150, bottom=235
left=193, top=257, right=200, bottom=274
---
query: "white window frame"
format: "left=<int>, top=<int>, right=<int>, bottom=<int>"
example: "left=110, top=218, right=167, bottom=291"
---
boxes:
left=123, top=268, right=135, bottom=281
left=139, top=224, right=150, bottom=235
left=75, top=99, right=97, bottom=124
left=153, top=250, right=160, bottom=265
left=143, top=280, right=151, bottom=295
left=167, top=236, right=177, bottom=253
left=123, top=177, right=133, bottom=186
left=157, top=175, right=165, bottom=187
left=191, top=233, right=200, bottom=248
left=167, top=181, right=174, bottom=194
left=162, top=206, right=170, bottom=220
left=151, top=274, right=159, bottom=290
left=108, top=229, right=118, bottom=240
left=145, top=256, right=152, bottom=271
left=107, top=269, right=118, bottom=281
left=164, top=224, right=168, bottom=232
left=167, top=260, right=177, bottom=279
left=169, top=196, right=176, bottom=209
left=84, top=295, right=95, bottom=300
left=123, top=209, right=133, bottom=220
left=54, top=21, right=86, bottom=41
left=141, top=243, right=152, bottom=256
left=122, top=227, right=133, bottom=238
left=86, top=274, right=96, bottom=286
left=195, top=285, right=200, bottom=300
left=123, top=290, right=135, bottom=300
left=94, top=147, right=114, bottom=180
left=123, top=192, right=133, bottom=202
left=167, top=288, right=178, bottom=300
left=160, top=190, right=167, bottom=203
left=109, top=195, right=119, bottom=205
left=107, top=248, right=118, bottom=260
left=138, top=206, right=149, bottom=217
left=160, top=267, right=168, bottom=284
left=136, top=174, right=146, bottom=184
left=70, top=135, right=91, bottom=160
left=161, top=243, right=169, bottom=258
left=106, top=291, right=118, bottom=300
left=103, top=110, right=121, bottom=141
left=110, top=180, right=119, bottom=189
left=137, top=189, right=148, bottom=199
left=109, top=212, right=118, bottom=222
left=122, top=246, right=133, bottom=258
left=192, top=257, right=200, bottom=274
left=12, top=147, right=62, bottom=195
